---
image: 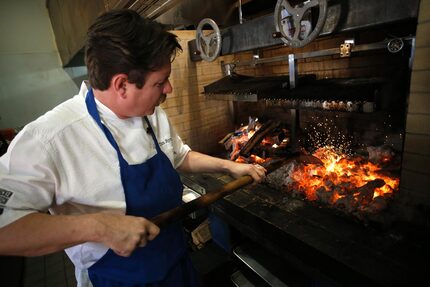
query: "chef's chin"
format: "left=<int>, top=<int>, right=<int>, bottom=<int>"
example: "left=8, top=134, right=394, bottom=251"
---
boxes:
left=158, top=94, right=167, bottom=105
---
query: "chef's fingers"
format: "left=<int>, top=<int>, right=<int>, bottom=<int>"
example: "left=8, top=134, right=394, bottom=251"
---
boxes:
left=146, top=221, right=160, bottom=241
left=137, top=222, right=160, bottom=247
left=251, top=164, right=266, bottom=183
left=113, top=249, right=132, bottom=257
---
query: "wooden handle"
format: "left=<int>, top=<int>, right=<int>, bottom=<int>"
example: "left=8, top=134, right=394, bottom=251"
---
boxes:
left=151, top=175, right=253, bottom=227
left=150, top=153, right=322, bottom=227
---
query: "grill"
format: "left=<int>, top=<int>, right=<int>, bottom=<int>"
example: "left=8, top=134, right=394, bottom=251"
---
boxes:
left=180, top=170, right=428, bottom=286
left=181, top=10, right=429, bottom=286
left=165, top=0, right=430, bottom=285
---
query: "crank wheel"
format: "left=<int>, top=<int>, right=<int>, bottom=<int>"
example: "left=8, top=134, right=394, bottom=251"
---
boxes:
left=274, top=0, right=328, bottom=48
left=196, top=18, right=222, bottom=62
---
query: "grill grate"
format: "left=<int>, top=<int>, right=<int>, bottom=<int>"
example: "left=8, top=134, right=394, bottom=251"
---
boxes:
left=203, top=74, right=386, bottom=108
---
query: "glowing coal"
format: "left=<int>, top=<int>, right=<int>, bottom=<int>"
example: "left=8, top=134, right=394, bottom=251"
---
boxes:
left=267, top=146, right=399, bottom=215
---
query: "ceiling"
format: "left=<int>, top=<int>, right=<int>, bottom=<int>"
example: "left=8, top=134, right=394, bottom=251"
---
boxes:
left=124, top=0, right=277, bottom=29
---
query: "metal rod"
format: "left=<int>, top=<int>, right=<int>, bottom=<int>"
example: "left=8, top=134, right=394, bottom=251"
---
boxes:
left=238, top=0, right=243, bottom=24
left=288, top=54, right=296, bottom=89
left=409, top=37, right=416, bottom=69
left=229, top=37, right=413, bottom=68
left=147, top=0, right=182, bottom=19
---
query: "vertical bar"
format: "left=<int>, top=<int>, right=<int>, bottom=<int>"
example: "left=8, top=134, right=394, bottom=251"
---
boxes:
left=288, top=54, right=296, bottom=89
left=409, top=37, right=416, bottom=69
left=288, top=54, right=298, bottom=150
left=238, top=0, right=243, bottom=24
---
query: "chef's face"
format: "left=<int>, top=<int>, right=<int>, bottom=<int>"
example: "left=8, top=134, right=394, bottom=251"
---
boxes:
left=122, top=63, right=172, bottom=117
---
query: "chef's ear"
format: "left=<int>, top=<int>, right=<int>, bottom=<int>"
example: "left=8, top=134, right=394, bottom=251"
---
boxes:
left=112, top=74, right=128, bottom=98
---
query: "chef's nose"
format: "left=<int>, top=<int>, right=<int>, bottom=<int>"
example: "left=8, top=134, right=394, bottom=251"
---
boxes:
left=163, top=79, right=172, bottom=94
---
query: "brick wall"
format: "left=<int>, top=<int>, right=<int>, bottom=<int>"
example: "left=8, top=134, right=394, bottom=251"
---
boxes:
left=401, top=0, right=430, bottom=220
left=161, top=31, right=236, bottom=154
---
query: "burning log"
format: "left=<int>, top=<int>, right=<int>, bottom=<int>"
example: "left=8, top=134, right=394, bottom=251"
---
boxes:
left=238, top=120, right=281, bottom=159
left=356, top=178, right=386, bottom=205
left=219, top=132, right=234, bottom=150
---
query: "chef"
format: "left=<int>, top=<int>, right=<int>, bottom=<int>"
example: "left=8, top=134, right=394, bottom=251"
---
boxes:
left=0, top=9, right=266, bottom=287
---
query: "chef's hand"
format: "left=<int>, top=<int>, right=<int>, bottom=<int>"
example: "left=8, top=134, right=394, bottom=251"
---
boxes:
left=228, top=161, right=266, bottom=184
left=91, top=213, right=160, bottom=257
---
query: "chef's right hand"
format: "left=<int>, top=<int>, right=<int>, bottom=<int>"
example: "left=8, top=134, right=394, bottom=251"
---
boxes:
left=91, top=213, right=160, bottom=257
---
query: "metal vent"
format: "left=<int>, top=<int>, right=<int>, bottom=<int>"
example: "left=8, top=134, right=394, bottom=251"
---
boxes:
left=127, top=0, right=183, bottom=19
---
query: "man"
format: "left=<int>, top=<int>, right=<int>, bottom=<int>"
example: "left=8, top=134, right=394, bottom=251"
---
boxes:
left=0, top=9, right=265, bottom=287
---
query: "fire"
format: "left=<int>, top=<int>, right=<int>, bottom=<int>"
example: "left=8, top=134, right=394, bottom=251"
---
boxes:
left=229, top=122, right=276, bottom=164
left=228, top=125, right=258, bottom=161
left=224, top=117, right=399, bottom=215
left=289, top=146, right=399, bottom=209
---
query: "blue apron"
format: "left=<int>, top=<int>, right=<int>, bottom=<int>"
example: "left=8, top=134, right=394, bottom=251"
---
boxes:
left=85, top=89, right=199, bottom=287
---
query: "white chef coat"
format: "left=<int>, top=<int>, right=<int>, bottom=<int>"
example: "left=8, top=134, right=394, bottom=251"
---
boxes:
left=0, top=81, right=191, bottom=286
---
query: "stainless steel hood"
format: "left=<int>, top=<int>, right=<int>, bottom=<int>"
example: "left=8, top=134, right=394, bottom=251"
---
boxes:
left=185, top=0, right=420, bottom=57
left=61, top=0, right=420, bottom=67
left=149, top=0, right=420, bottom=33
left=154, top=0, right=239, bottom=28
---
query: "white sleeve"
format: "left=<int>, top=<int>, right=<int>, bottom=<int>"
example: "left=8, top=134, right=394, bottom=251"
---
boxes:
left=170, top=123, right=191, bottom=169
left=0, top=130, right=58, bottom=227
left=152, top=107, right=191, bottom=169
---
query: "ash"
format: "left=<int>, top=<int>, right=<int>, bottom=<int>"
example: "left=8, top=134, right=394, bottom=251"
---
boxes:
left=265, top=161, right=297, bottom=191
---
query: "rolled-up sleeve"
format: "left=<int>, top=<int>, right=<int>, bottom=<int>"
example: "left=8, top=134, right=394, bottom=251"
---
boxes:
left=0, top=130, right=58, bottom=227
left=171, top=130, right=191, bottom=169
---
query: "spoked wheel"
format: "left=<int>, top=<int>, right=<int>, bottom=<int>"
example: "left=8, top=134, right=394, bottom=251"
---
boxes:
left=274, top=0, right=328, bottom=48
left=196, top=18, right=222, bottom=62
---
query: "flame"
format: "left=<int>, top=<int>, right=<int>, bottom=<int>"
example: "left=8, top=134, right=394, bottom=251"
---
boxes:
left=289, top=146, right=399, bottom=207
left=250, top=154, right=267, bottom=164
left=226, top=118, right=399, bottom=215
left=230, top=123, right=279, bottom=164
left=229, top=125, right=254, bottom=161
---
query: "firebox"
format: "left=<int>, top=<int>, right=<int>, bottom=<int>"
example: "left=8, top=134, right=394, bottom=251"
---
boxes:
left=203, top=25, right=414, bottom=225
left=180, top=1, right=429, bottom=286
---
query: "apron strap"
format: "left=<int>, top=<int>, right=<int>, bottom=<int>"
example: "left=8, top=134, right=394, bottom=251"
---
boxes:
left=85, top=89, right=128, bottom=167
left=85, top=88, right=163, bottom=164
left=144, top=116, right=162, bottom=153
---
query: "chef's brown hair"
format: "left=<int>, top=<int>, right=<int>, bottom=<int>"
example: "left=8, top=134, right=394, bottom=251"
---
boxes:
left=85, top=9, right=181, bottom=90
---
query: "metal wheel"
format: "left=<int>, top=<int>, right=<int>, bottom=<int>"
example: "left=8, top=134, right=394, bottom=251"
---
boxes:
left=274, top=0, right=328, bottom=48
left=196, top=18, right=222, bottom=62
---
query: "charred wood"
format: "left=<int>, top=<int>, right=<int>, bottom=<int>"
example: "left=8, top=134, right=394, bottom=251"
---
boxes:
left=356, top=179, right=386, bottom=205
left=239, top=120, right=281, bottom=158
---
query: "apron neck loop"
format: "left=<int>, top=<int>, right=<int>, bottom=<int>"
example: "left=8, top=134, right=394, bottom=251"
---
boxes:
left=144, top=117, right=162, bottom=153
left=85, top=89, right=105, bottom=131
left=85, top=89, right=127, bottom=164
left=85, top=88, right=162, bottom=159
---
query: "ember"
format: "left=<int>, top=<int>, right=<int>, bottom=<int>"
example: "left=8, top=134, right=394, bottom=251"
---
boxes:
left=221, top=117, right=289, bottom=163
left=222, top=117, right=400, bottom=217
left=269, top=146, right=400, bottom=215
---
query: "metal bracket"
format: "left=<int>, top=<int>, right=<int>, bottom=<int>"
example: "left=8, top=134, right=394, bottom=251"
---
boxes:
left=221, top=62, right=236, bottom=76
left=340, top=39, right=355, bottom=57
left=340, top=43, right=351, bottom=57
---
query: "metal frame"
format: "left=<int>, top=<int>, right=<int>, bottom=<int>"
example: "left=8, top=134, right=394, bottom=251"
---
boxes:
left=220, top=36, right=414, bottom=153
left=187, top=0, right=419, bottom=59
left=228, top=36, right=414, bottom=68
left=224, top=36, right=415, bottom=89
